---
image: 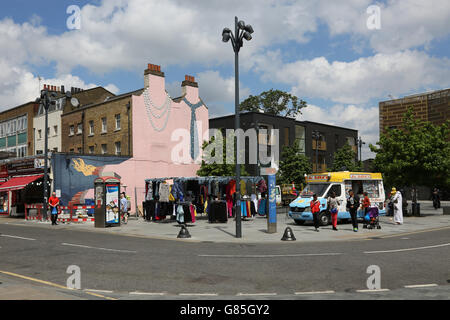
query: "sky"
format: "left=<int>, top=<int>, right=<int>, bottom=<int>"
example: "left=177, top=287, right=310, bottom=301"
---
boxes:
left=0, top=0, right=449, bottom=160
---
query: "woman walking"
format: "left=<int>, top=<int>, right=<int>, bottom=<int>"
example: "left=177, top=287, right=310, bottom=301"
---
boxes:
left=327, top=191, right=340, bottom=231
left=310, top=194, right=321, bottom=232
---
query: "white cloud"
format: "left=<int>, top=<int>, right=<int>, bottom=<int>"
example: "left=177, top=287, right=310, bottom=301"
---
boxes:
left=255, top=50, right=450, bottom=105
left=297, top=104, right=379, bottom=160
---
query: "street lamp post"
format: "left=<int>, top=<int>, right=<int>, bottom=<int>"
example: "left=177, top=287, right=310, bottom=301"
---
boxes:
left=312, top=130, right=320, bottom=173
left=36, top=89, right=71, bottom=221
left=222, top=17, right=254, bottom=238
left=357, top=137, right=365, bottom=163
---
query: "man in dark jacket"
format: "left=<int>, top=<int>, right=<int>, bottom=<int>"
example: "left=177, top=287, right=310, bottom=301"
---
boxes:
left=346, top=189, right=360, bottom=232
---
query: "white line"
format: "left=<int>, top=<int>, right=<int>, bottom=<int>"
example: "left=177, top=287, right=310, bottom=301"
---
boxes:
left=61, top=243, right=136, bottom=253
left=84, top=289, right=114, bottom=294
left=404, top=284, right=438, bottom=288
left=356, top=289, right=390, bottom=293
left=364, top=243, right=450, bottom=254
left=1, top=234, right=36, bottom=241
left=295, top=290, right=335, bottom=295
left=179, top=293, right=219, bottom=296
left=237, top=293, right=277, bottom=296
left=129, top=292, right=166, bottom=296
left=199, top=253, right=343, bottom=258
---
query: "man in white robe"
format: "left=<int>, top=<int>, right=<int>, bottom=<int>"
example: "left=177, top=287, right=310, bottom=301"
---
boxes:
left=392, top=188, right=403, bottom=225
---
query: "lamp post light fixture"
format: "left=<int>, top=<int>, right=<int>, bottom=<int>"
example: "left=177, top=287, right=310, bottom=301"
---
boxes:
left=222, top=17, right=254, bottom=239
left=357, top=136, right=366, bottom=163
left=312, top=130, right=320, bottom=173
left=36, top=88, right=72, bottom=221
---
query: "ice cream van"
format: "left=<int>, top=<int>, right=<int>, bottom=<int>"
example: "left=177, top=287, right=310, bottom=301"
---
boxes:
left=288, top=172, right=386, bottom=225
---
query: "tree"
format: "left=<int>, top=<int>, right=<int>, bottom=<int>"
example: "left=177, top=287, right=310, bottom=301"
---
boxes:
left=277, top=140, right=312, bottom=186
left=369, top=108, right=450, bottom=193
left=197, top=136, right=249, bottom=177
left=329, top=144, right=362, bottom=172
left=240, top=89, right=307, bottom=117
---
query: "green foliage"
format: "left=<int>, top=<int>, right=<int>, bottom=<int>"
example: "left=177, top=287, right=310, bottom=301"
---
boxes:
left=369, top=108, right=450, bottom=189
left=329, top=144, right=362, bottom=172
left=197, top=136, right=249, bottom=177
left=277, top=140, right=312, bottom=185
left=240, top=89, right=307, bottom=117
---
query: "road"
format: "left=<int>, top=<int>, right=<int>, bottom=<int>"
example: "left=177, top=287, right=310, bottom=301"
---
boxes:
left=0, top=222, right=449, bottom=300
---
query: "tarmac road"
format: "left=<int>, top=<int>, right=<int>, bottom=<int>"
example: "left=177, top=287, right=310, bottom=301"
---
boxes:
left=0, top=222, right=449, bottom=300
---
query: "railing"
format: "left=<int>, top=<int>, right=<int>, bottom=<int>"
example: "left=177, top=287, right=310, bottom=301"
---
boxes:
left=24, top=204, right=99, bottom=223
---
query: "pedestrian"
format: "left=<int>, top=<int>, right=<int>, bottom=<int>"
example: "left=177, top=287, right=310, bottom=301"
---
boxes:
left=362, top=192, right=371, bottom=215
left=392, top=187, right=403, bottom=225
left=327, top=191, right=340, bottom=231
left=310, top=194, right=321, bottom=232
left=346, top=189, right=360, bottom=232
left=48, top=192, right=60, bottom=226
left=431, top=188, right=440, bottom=209
left=120, top=192, right=128, bottom=224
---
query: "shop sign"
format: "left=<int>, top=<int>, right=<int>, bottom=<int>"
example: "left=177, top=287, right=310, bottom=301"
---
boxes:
left=7, top=158, right=46, bottom=175
left=306, top=174, right=329, bottom=182
left=350, top=174, right=371, bottom=180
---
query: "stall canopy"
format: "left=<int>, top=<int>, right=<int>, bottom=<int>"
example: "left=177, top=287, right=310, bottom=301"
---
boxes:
left=0, top=175, right=43, bottom=192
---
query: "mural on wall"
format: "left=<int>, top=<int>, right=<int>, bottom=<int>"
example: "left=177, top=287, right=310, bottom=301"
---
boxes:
left=52, top=154, right=129, bottom=206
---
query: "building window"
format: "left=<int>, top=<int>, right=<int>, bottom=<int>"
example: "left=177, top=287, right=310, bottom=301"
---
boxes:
left=18, top=145, right=27, bottom=158
left=115, top=114, right=121, bottom=130
left=36, top=150, right=43, bottom=155
left=77, top=147, right=82, bottom=154
left=38, top=130, right=42, bottom=140
left=54, top=126, right=58, bottom=136
left=69, top=125, right=75, bottom=136
left=101, top=144, right=107, bottom=154
left=77, top=123, right=82, bottom=134
left=53, top=147, right=58, bottom=152
left=101, top=118, right=107, bottom=133
left=89, top=146, right=94, bottom=154
left=70, top=149, right=75, bottom=153
left=295, top=125, right=306, bottom=154
left=283, top=127, right=290, bottom=146
left=89, top=121, right=94, bottom=136
left=115, top=141, right=121, bottom=155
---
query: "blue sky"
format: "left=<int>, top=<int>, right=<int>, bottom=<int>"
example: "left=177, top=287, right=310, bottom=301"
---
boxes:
left=0, top=0, right=449, bottom=159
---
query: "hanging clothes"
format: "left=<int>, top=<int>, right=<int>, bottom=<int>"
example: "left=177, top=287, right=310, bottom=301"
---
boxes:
left=189, top=204, right=196, bottom=223
left=176, top=204, right=184, bottom=224
left=146, top=183, right=154, bottom=201
left=251, top=194, right=258, bottom=213
left=258, top=198, right=267, bottom=216
left=159, top=183, right=170, bottom=202
left=257, top=179, right=268, bottom=193
left=240, top=180, right=247, bottom=195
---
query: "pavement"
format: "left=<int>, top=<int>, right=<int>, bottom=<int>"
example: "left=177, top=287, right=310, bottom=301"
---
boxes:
left=3, top=200, right=449, bottom=243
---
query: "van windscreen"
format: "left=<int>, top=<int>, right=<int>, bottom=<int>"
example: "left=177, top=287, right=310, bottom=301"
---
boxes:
left=301, top=184, right=329, bottom=198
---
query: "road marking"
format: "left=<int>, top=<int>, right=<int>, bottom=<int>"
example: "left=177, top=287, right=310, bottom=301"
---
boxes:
left=364, top=243, right=450, bottom=254
left=84, top=289, right=114, bottom=294
left=404, top=284, right=438, bottom=288
left=179, top=293, right=219, bottom=296
left=129, top=292, right=167, bottom=296
left=237, top=293, right=277, bottom=296
left=61, top=243, right=137, bottom=253
left=356, top=289, right=390, bottom=293
left=0, top=269, right=116, bottom=300
left=1, top=234, right=36, bottom=241
left=294, top=290, right=335, bottom=295
left=199, top=253, right=343, bottom=258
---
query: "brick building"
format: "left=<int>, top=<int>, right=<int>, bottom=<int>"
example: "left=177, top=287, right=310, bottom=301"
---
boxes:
left=34, top=85, right=115, bottom=155
left=379, top=88, right=450, bottom=135
left=61, top=88, right=142, bottom=156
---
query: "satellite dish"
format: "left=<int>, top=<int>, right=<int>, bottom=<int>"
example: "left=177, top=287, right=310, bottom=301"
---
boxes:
left=71, top=97, right=80, bottom=107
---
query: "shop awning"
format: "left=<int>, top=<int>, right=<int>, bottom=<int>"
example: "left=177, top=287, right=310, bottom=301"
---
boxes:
left=0, top=175, right=43, bottom=192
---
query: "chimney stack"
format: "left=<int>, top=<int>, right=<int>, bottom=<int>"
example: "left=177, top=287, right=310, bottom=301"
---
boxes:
left=61, top=85, right=65, bottom=93
left=181, top=74, right=199, bottom=100
left=144, top=63, right=165, bottom=88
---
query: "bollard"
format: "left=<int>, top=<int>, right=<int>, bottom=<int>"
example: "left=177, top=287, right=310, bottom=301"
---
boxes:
left=177, top=225, right=191, bottom=239
left=281, top=227, right=296, bottom=241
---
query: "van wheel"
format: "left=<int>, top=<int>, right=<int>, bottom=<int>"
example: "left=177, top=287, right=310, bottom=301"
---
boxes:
left=319, top=213, right=330, bottom=226
left=294, top=220, right=305, bottom=225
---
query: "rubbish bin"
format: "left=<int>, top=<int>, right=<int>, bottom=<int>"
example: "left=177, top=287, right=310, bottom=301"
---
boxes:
left=411, top=203, right=420, bottom=217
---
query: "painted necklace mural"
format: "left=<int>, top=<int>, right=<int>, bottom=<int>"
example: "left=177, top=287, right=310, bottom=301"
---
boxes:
left=143, top=87, right=172, bottom=132
left=183, top=98, right=204, bottom=160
